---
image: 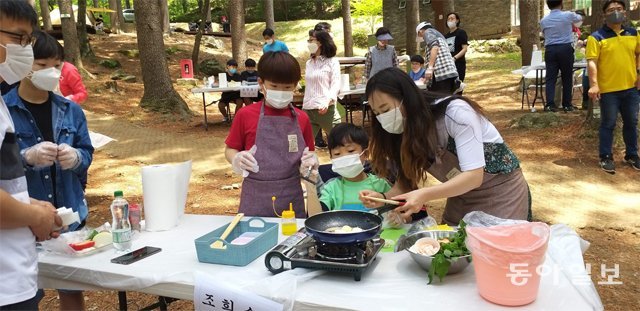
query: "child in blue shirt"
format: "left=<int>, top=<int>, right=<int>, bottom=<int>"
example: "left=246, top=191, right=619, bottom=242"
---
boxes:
left=409, top=54, right=426, bottom=83
left=262, top=28, right=289, bottom=53
left=306, top=123, right=391, bottom=215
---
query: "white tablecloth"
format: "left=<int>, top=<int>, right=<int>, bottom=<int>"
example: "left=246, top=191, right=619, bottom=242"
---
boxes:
left=38, top=215, right=599, bottom=311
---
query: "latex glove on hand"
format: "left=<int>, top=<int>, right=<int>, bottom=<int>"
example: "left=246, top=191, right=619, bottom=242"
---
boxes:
left=299, top=147, right=319, bottom=176
left=23, top=141, right=58, bottom=168
left=232, top=145, right=259, bottom=177
left=57, top=143, right=80, bottom=170
left=383, top=210, right=406, bottom=229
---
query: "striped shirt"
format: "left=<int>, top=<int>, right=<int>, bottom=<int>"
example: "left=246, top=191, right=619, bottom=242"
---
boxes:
left=303, top=56, right=341, bottom=110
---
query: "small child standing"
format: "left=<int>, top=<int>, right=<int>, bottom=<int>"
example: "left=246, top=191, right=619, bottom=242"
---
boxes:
left=225, top=52, right=317, bottom=217
left=409, top=55, right=426, bottom=83
left=305, top=123, right=391, bottom=215
left=240, top=58, right=263, bottom=106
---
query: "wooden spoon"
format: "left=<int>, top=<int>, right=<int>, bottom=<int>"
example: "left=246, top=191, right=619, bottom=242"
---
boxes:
left=210, top=213, right=244, bottom=249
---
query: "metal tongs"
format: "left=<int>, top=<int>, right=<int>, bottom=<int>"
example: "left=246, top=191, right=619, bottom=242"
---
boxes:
left=300, top=166, right=317, bottom=185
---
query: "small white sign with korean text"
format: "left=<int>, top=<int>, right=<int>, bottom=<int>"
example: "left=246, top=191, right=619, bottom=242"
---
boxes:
left=195, top=272, right=283, bottom=311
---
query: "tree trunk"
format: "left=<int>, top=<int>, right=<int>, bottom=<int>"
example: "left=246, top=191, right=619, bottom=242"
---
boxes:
left=519, top=0, right=541, bottom=66
left=341, top=0, right=353, bottom=57
left=264, top=0, right=275, bottom=31
left=125, top=0, right=131, bottom=9
left=40, top=0, right=53, bottom=31
left=405, top=0, right=419, bottom=56
left=76, top=0, right=94, bottom=58
left=161, top=0, right=170, bottom=33
left=315, top=0, right=323, bottom=16
left=134, top=0, right=191, bottom=116
left=116, top=0, right=126, bottom=32
left=282, top=0, right=288, bottom=21
left=431, top=0, right=454, bottom=34
left=109, top=0, right=121, bottom=34
left=93, top=0, right=99, bottom=8
left=229, top=0, right=247, bottom=67
left=192, top=0, right=211, bottom=74
left=591, top=0, right=606, bottom=31
left=181, top=0, right=188, bottom=14
left=57, top=0, right=83, bottom=68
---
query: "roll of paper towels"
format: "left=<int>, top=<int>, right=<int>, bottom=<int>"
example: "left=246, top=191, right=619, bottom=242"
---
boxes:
left=340, top=74, right=350, bottom=92
left=218, top=73, right=228, bottom=88
left=141, top=160, right=192, bottom=231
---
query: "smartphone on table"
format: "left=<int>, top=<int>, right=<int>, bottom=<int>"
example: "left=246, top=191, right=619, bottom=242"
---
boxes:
left=111, top=246, right=162, bottom=265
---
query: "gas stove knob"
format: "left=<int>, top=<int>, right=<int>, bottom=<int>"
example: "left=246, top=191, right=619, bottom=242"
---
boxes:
left=265, top=252, right=285, bottom=274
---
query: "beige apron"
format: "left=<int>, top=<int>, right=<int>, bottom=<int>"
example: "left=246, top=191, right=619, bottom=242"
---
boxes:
left=427, top=147, right=530, bottom=226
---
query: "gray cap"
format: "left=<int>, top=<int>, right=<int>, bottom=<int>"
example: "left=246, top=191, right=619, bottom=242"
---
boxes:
left=376, top=33, right=393, bottom=41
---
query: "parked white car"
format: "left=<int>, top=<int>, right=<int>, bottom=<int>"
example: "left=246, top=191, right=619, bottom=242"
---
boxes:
left=123, top=9, right=135, bottom=23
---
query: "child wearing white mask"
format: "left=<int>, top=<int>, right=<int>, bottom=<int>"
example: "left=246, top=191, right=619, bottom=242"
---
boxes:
left=4, top=30, right=92, bottom=311
left=225, top=51, right=317, bottom=218
left=306, top=123, right=392, bottom=217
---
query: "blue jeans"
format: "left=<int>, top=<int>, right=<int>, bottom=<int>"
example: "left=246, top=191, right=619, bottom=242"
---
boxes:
left=544, top=43, right=574, bottom=108
left=599, top=88, right=640, bottom=158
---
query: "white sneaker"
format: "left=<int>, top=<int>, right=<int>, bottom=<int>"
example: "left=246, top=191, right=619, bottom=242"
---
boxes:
left=454, top=82, right=466, bottom=94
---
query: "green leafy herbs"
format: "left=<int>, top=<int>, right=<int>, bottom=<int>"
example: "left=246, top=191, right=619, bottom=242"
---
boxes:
left=427, top=220, right=471, bottom=284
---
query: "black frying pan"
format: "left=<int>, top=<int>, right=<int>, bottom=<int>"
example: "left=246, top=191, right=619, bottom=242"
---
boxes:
left=305, top=210, right=382, bottom=244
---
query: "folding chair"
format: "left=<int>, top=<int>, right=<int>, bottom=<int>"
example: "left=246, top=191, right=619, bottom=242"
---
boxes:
left=519, top=50, right=545, bottom=111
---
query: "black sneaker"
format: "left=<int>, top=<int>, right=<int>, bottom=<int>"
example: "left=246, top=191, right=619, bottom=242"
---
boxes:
left=600, top=156, right=616, bottom=174
left=624, top=155, right=640, bottom=170
left=563, top=106, right=575, bottom=113
left=544, top=105, right=557, bottom=112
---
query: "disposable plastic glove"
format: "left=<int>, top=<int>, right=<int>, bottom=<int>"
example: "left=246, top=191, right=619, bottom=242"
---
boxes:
left=383, top=210, right=406, bottom=229
left=232, top=145, right=259, bottom=177
left=23, top=141, right=58, bottom=168
left=57, top=143, right=80, bottom=170
left=300, top=147, right=319, bottom=176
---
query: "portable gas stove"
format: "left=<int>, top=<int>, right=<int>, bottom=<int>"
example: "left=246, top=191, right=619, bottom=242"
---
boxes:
left=265, top=228, right=384, bottom=281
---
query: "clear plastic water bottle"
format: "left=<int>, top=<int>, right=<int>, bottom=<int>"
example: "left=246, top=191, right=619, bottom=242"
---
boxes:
left=110, top=190, right=132, bottom=251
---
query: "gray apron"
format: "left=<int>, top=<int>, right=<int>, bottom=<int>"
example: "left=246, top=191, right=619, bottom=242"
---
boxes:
left=426, top=139, right=530, bottom=225
left=239, top=103, right=307, bottom=218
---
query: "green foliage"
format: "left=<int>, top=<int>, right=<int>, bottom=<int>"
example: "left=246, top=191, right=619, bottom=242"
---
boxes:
left=352, top=29, right=369, bottom=48
left=427, top=220, right=471, bottom=284
left=199, top=59, right=225, bottom=76
left=99, top=59, right=121, bottom=68
left=351, top=0, right=382, bottom=33
left=165, top=46, right=183, bottom=55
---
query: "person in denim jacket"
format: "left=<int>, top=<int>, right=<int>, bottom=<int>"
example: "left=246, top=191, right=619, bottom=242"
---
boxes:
left=4, top=31, right=92, bottom=229
left=3, top=30, right=92, bottom=310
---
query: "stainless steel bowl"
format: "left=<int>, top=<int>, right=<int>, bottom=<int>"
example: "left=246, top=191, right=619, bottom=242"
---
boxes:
left=397, top=230, right=472, bottom=274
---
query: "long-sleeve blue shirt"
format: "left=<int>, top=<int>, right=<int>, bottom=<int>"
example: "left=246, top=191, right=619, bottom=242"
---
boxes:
left=540, top=9, right=583, bottom=46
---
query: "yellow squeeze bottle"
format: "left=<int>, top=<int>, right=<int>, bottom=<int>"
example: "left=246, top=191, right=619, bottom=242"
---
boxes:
left=281, top=203, right=297, bottom=236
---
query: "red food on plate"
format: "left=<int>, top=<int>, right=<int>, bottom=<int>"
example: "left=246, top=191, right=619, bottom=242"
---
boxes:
left=69, top=240, right=95, bottom=251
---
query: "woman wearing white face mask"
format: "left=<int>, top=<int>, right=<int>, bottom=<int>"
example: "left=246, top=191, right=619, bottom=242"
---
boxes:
left=303, top=30, right=341, bottom=148
left=5, top=30, right=93, bottom=311
left=359, top=68, right=531, bottom=226
left=444, top=12, right=468, bottom=83
left=224, top=52, right=317, bottom=217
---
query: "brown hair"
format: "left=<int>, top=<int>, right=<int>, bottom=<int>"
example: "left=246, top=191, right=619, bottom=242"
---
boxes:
left=257, top=52, right=301, bottom=84
left=365, top=68, right=439, bottom=190
left=313, top=31, right=337, bottom=58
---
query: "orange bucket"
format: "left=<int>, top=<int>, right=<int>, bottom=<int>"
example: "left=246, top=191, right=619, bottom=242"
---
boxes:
left=466, top=222, right=550, bottom=306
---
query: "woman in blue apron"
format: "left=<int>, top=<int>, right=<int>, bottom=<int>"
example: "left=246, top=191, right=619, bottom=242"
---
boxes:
left=359, top=68, right=530, bottom=225
left=224, top=52, right=318, bottom=217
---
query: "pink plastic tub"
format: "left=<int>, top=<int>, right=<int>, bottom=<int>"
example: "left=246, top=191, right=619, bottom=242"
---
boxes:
left=466, top=222, right=550, bottom=306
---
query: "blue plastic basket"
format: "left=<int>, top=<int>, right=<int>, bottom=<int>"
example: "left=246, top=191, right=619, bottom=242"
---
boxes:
left=194, top=217, right=278, bottom=266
